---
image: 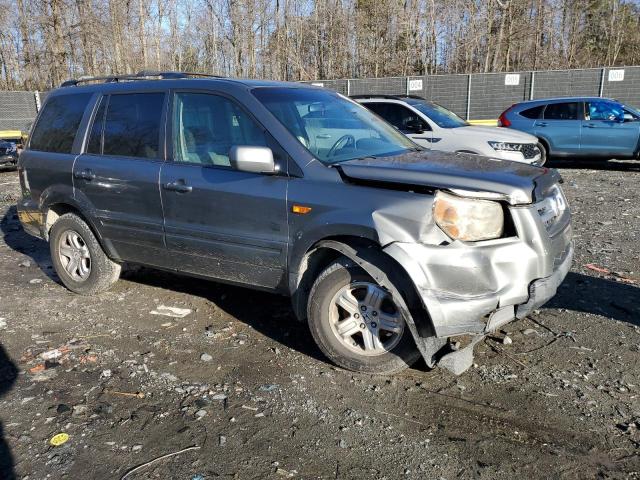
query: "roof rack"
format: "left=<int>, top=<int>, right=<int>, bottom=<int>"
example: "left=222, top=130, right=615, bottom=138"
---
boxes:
left=60, top=71, right=225, bottom=87
left=350, top=94, right=426, bottom=100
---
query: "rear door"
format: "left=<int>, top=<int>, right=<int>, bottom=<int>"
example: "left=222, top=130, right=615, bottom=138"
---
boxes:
left=159, top=90, right=288, bottom=290
left=535, top=102, right=582, bottom=155
left=73, top=91, right=169, bottom=266
left=363, top=102, right=433, bottom=148
left=581, top=100, right=640, bottom=157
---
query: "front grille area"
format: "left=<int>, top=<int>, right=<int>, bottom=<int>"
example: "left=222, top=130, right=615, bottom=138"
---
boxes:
left=520, top=143, right=540, bottom=159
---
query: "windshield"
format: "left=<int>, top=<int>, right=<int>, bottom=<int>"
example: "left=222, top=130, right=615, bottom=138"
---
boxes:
left=252, top=87, right=418, bottom=164
left=409, top=101, right=468, bottom=128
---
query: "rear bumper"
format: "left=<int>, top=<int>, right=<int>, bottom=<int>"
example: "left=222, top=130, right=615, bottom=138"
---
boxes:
left=16, top=198, right=44, bottom=238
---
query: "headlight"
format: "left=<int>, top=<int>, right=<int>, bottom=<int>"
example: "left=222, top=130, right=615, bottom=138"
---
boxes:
left=433, top=191, right=504, bottom=241
left=488, top=141, right=522, bottom=152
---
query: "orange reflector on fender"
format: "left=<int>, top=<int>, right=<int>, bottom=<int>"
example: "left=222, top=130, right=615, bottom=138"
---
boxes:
left=292, top=205, right=312, bottom=215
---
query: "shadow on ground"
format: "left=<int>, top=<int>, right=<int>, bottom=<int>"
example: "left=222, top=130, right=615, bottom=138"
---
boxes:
left=120, top=266, right=329, bottom=364
left=0, top=344, right=18, bottom=480
left=0, top=205, right=58, bottom=282
left=549, top=271, right=639, bottom=325
left=547, top=157, right=640, bottom=172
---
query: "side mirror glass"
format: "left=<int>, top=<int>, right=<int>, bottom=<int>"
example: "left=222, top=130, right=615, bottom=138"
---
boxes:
left=623, top=112, right=635, bottom=122
left=229, top=146, right=278, bottom=174
left=405, top=119, right=425, bottom=134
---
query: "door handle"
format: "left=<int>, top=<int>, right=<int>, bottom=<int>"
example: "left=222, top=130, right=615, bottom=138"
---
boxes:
left=584, top=123, right=596, bottom=128
left=535, top=122, right=548, bottom=127
left=74, top=169, right=95, bottom=181
left=163, top=180, right=193, bottom=193
left=316, top=134, right=331, bottom=139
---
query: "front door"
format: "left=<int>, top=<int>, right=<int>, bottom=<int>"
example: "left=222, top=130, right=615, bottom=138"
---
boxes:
left=581, top=100, right=640, bottom=157
left=73, top=91, right=169, bottom=266
left=160, top=91, right=289, bottom=290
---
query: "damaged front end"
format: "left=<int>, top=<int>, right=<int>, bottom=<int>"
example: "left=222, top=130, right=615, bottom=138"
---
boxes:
left=337, top=155, right=573, bottom=375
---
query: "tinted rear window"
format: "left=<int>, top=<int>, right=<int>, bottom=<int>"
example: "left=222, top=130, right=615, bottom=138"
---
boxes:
left=519, top=105, right=544, bottom=119
left=543, top=102, right=580, bottom=120
left=102, top=93, right=165, bottom=159
left=30, top=93, right=91, bottom=153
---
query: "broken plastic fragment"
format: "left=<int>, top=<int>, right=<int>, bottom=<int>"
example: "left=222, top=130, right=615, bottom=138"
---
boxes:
left=150, top=306, right=192, bottom=318
left=50, top=432, right=69, bottom=447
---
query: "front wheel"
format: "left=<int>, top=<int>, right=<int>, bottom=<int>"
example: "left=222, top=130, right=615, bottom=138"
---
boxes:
left=307, top=258, right=420, bottom=374
left=536, top=142, right=548, bottom=166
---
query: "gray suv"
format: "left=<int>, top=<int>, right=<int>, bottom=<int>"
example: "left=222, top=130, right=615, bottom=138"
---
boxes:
left=17, top=72, right=573, bottom=375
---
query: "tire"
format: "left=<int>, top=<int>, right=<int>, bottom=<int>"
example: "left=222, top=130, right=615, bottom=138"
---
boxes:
left=307, top=258, right=420, bottom=374
left=49, top=213, right=121, bottom=295
left=536, top=141, right=548, bottom=166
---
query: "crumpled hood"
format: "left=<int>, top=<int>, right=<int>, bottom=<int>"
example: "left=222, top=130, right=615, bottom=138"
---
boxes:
left=337, top=149, right=557, bottom=205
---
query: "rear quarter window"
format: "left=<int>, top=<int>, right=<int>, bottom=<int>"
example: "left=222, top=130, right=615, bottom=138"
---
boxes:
left=29, top=93, right=92, bottom=153
left=519, top=105, right=544, bottom=119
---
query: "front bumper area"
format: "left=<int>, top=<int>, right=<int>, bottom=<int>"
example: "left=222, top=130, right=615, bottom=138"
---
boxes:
left=385, top=201, right=572, bottom=338
left=0, top=154, right=18, bottom=165
left=16, top=198, right=44, bottom=238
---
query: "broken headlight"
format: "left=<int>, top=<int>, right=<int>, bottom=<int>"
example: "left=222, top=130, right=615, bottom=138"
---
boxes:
left=433, top=191, right=504, bottom=241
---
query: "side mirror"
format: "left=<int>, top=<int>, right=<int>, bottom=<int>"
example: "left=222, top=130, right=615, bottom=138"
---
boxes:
left=229, top=146, right=278, bottom=174
left=405, top=119, right=425, bottom=134
left=624, top=113, right=635, bottom=122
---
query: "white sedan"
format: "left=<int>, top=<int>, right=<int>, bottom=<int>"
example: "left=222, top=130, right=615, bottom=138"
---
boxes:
left=355, top=95, right=545, bottom=165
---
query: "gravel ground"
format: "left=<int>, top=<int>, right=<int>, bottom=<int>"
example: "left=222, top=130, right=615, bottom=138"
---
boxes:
left=0, top=160, right=639, bottom=480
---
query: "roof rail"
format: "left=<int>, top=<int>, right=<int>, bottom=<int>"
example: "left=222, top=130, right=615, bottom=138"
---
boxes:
left=60, top=71, right=225, bottom=87
left=350, top=94, right=426, bottom=100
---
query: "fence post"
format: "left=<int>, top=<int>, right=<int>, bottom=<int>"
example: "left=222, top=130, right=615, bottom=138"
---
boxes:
left=466, top=74, right=472, bottom=120
left=529, top=71, right=535, bottom=100
left=34, top=91, right=41, bottom=112
left=346, top=79, right=351, bottom=96
left=599, top=68, right=606, bottom=97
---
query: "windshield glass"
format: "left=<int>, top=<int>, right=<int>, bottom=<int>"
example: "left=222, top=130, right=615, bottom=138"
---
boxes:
left=252, top=87, right=418, bottom=163
left=409, top=101, right=468, bottom=128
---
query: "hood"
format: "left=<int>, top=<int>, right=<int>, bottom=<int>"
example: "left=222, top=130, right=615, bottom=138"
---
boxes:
left=453, top=125, right=538, bottom=143
left=337, top=150, right=557, bottom=205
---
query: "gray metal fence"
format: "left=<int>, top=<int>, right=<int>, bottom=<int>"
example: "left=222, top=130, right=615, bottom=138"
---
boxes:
left=0, top=67, right=637, bottom=131
left=0, top=91, right=41, bottom=132
left=304, top=66, right=640, bottom=120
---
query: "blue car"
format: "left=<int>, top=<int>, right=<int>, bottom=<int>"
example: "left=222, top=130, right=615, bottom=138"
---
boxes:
left=498, top=97, right=640, bottom=160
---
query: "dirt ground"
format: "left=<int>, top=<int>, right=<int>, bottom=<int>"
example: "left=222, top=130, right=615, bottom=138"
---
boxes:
left=0, top=160, right=639, bottom=480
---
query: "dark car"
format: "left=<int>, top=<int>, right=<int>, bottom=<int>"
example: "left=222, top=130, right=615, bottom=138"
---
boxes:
left=498, top=97, right=640, bottom=160
left=17, top=72, right=572, bottom=376
left=0, top=139, right=18, bottom=168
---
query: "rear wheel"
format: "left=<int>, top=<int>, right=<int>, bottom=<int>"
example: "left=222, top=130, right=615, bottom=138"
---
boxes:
left=49, top=213, right=121, bottom=294
left=307, top=258, right=420, bottom=374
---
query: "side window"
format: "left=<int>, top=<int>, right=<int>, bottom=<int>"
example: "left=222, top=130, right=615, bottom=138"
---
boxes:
left=87, top=96, right=106, bottom=154
left=29, top=93, right=92, bottom=153
left=543, top=102, right=580, bottom=121
left=173, top=92, right=267, bottom=167
left=587, top=101, right=623, bottom=121
left=367, top=103, right=426, bottom=132
left=103, top=93, right=165, bottom=159
left=520, top=105, right=544, bottom=119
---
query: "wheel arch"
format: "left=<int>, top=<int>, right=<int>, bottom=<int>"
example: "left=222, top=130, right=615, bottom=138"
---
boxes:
left=42, top=201, right=119, bottom=260
left=291, top=236, right=436, bottom=336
